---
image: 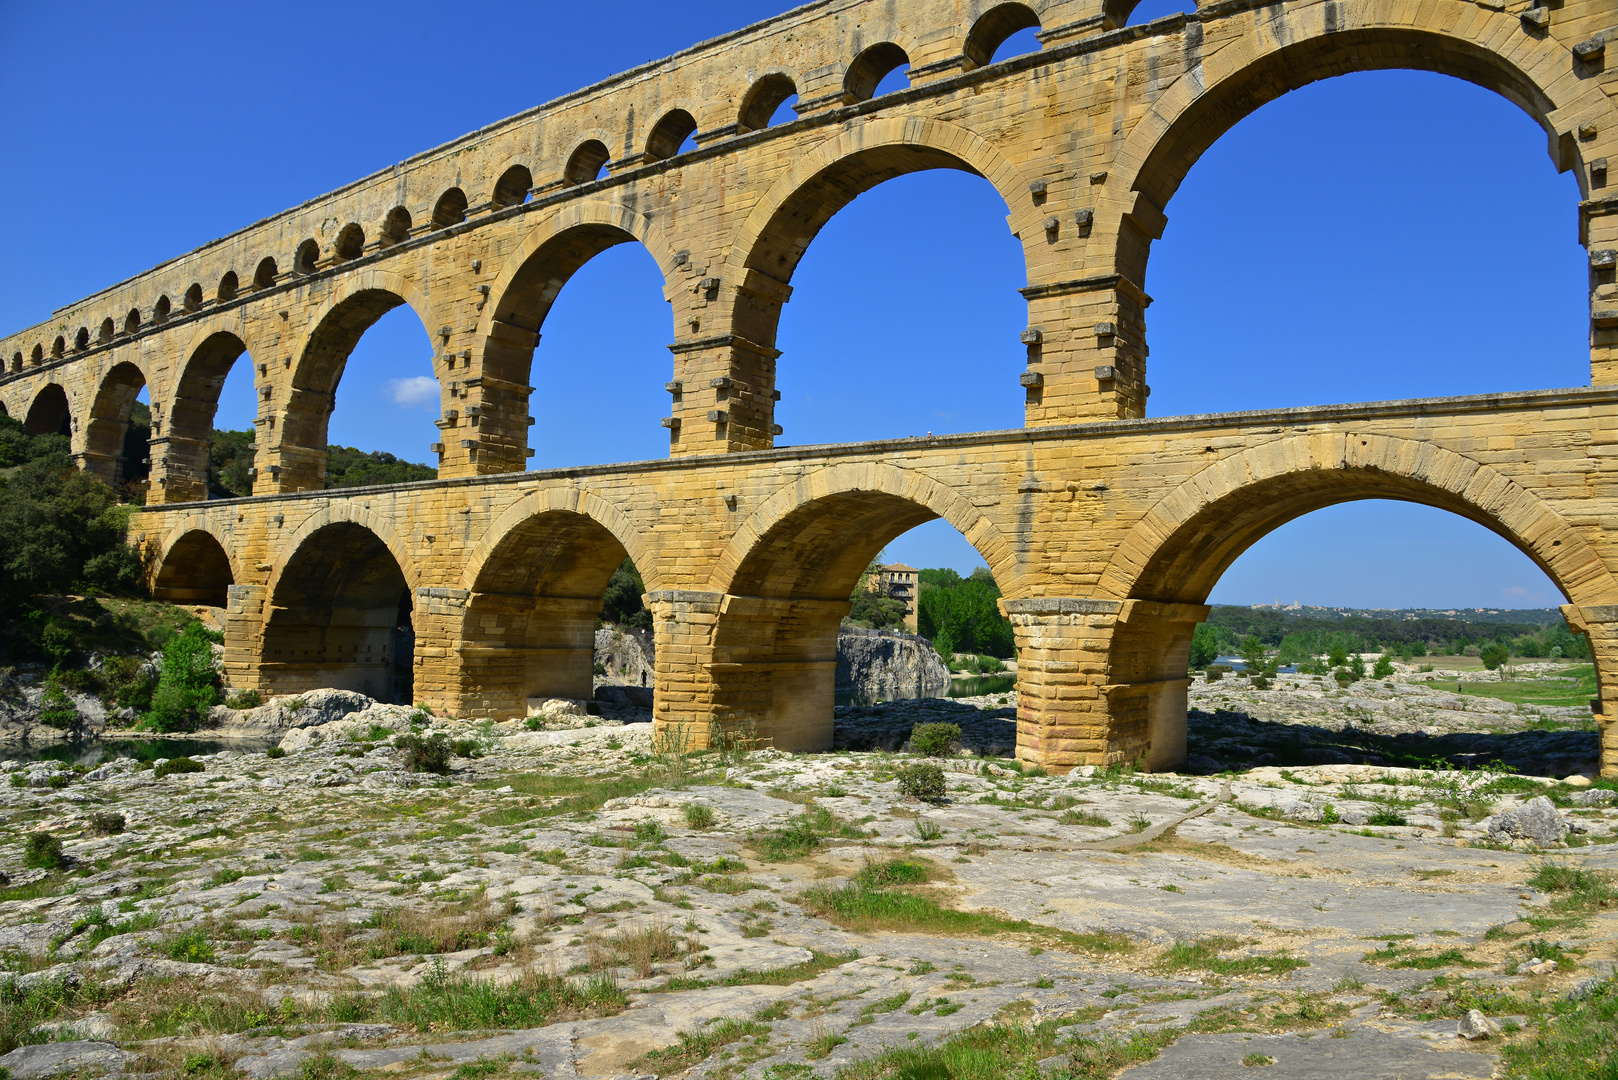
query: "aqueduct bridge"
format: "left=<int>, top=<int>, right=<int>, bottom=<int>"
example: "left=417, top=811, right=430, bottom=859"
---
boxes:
left=2, top=0, right=1616, bottom=775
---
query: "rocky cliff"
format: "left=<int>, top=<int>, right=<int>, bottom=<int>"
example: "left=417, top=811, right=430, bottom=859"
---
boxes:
left=835, top=626, right=950, bottom=700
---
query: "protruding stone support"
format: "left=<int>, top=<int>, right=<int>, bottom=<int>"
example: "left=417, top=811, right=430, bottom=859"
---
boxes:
left=666, top=334, right=781, bottom=455
left=1559, top=604, right=1618, bottom=778
left=648, top=590, right=725, bottom=749
left=1020, top=275, right=1149, bottom=424
left=222, top=584, right=268, bottom=692
left=1004, top=597, right=1209, bottom=772
left=146, top=435, right=210, bottom=505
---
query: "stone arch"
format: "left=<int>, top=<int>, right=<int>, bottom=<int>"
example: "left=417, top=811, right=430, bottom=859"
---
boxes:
left=159, top=325, right=257, bottom=504
left=725, top=115, right=1040, bottom=360
left=261, top=509, right=419, bottom=702
left=962, top=2, right=1041, bottom=70
left=644, top=108, right=698, bottom=161
left=254, top=256, right=279, bottom=289
left=431, top=187, right=468, bottom=229
left=24, top=383, right=71, bottom=437
left=491, top=163, right=533, bottom=208
left=379, top=207, right=412, bottom=247
left=1108, top=10, right=1614, bottom=291
left=281, top=269, right=438, bottom=486
left=844, top=42, right=910, bottom=102
left=476, top=198, right=677, bottom=401
left=737, top=71, right=798, bottom=133
left=1091, top=433, right=1618, bottom=772
left=333, top=224, right=365, bottom=261
left=695, top=461, right=1017, bottom=751
left=151, top=524, right=238, bottom=608
left=448, top=486, right=655, bottom=718
left=83, top=360, right=151, bottom=490
left=563, top=139, right=611, bottom=185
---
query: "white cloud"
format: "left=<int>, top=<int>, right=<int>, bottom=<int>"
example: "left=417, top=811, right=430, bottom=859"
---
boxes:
left=386, top=376, right=439, bottom=407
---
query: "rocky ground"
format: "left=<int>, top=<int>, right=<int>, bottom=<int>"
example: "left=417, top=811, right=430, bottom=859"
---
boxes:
left=0, top=671, right=1612, bottom=1080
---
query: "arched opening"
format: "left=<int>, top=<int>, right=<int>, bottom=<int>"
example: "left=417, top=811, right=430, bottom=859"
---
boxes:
left=51, top=336, right=64, bottom=359
left=738, top=74, right=797, bottom=132
left=31, top=344, right=43, bottom=365
left=217, top=272, right=238, bottom=302
left=123, top=308, right=140, bottom=334
left=739, top=144, right=1027, bottom=443
left=24, top=383, right=71, bottom=437
left=183, top=284, right=203, bottom=312
left=963, top=3, right=1040, bottom=69
left=153, top=530, right=234, bottom=609
left=379, top=207, right=412, bottom=247
left=844, top=43, right=910, bottom=102
left=154, top=295, right=172, bottom=322
left=254, top=257, right=278, bottom=289
left=486, top=222, right=670, bottom=468
left=294, top=239, right=320, bottom=275
left=701, top=488, right=1003, bottom=752
left=1101, top=460, right=1601, bottom=774
left=262, top=522, right=413, bottom=702
left=165, top=330, right=255, bottom=503
left=491, top=165, right=533, bottom=208
left=334, top=224, right=365, bottom=261
left=98, top=318, right=115, bottom=344
left=563, top=141, right=610, bottom=186
left=8, top=352, right=20, bottom=373
left=292, top=293, right=438, bottom=491
left=84, top=362, right=151, bottom=498
left=74, top=327, right=89, bottom=351
left=644, top=110, right=697, bottom=161
left=431, top=187, right=468, bottom=229
left=1139, top=70, right=1586, bottom=416
left=456, top=509, right=638, bottom=719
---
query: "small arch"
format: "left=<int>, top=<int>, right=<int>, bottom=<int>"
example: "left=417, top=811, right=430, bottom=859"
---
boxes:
left=9, top=351, right=21, bottom=373
left=738, top=74, right=798, bottom=132
left=431, top=188, right=468, bottom=229
left=85, top=361, right=150, bottom=492
left=183, top=284, right=203, bottom=312
left=491, top=164, right=533, bottom=208
left=24, top=383, right=71, bottom=437
left=644, top=109, right=698, bottom=161
left=294, top=238, right=320, bottom=275
left=31, top=344, right=44, bottom=365
left=124, top=308, right=141, bottom=334
left=51, top=337, right=64, bottom=359
left=254, top=256, right=279, bottom=289
left=74, top=327, right=90, bottom=351
left=379, top=207, right=412, bottom=247
left=963, top=3, right=1041, bottom=69
left=218, top=272, right=238, bottom=302
left=844, top=43, right=910, bottom=102
left=98, top=318, right=115, bottom=344
left=154, top=295, right=172, bottom=322
left=153, top=529, right=235, bottom=608
left=334, top=224, right=365, bottom=261
left=563, top=141, right=611, bottom=186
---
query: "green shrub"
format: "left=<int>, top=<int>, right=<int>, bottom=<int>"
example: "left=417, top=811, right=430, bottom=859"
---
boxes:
left=683, top=803, right=715, bottom=829
left=1372, top=654, right=1396, bottom=679
left=165, top=928, right=216, bottom=963
left=1367, top=808, right=1407, bottom=827
left=153, top=757, right=204, bottom=779
left=909, top=723, right=961, bottom=758
left=396, top=733, right=453, bottom=774
left=87, top=812, right=125, bottom=836
left=265, top=746, right=286, bottom=759
left=224, top=689, right=263, bottom=710
left=141, top=622, right=222, bottom=733
left=896, top=762, right=947, bottom=804
left=38, top=677, right=80, bottom=731
left=451, top=738, right=481, bottom=758
left=1204, top=664, right=1230, bottom=683
left=103, top=654, right=155, bottom=713
left=23, top=832, right=66, bottom=870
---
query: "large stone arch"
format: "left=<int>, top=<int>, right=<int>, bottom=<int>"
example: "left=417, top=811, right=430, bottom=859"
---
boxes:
left=150, top=521, right=239, bottom=609
left=443, top=486, right=656, bottom=719
left=24, top=382, right=72, bottom=439
left=153, top=320, right=263, bottom=504
left=279, top=269, right=439, bottom=491
left=1089, top=432, right=1618, bottom=774
left=260, top=506, right=420, bottom=702
left=82, top=359, right=151, bottom=490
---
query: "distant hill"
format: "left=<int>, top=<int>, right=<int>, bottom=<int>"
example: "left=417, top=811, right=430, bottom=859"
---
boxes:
left=1203, top=604, right=1583, bottom=660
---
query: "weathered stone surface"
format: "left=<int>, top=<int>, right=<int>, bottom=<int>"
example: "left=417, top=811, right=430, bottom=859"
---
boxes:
left=1487, top=796, right=1570, bottom=847
left=0, top=1041, right=128, bottom=1080
left=1458, top=1007, right=1502, bottom=1039
left=836, top=626, right=950, bottom=702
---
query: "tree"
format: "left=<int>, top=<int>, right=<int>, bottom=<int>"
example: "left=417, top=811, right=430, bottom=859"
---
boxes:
left=1480, top=642, right=1511, bottom=671
left=0, top=452, right=145, bottom=608
left=1187, top=623, right=1219, bottom=669
left=141, top=622, right=222, bottom=733
left=1372, top=653, right=1395, bottom=679
left=1237, top=635, right=1267, bottom=671
left=600, top=558, right=651, bottom=629
left=1346, top=653, right=1367, bottom=681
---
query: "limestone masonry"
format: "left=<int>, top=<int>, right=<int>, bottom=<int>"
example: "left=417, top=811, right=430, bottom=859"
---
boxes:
left=1, top=0, right=1615, bottom=774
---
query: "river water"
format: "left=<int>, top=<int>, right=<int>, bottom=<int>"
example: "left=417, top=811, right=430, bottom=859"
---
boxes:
left=836, top=674, right=1017, bottom=707
left=0, top=736, right=278, bottom=765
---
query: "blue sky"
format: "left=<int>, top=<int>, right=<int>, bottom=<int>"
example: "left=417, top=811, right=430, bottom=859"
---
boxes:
left=0, top=2, right=1584, bottom=609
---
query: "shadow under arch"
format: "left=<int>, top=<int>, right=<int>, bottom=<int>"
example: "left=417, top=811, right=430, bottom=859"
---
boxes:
left=726, top=117, right=1038, bottom=384
left=152, top=527, right=236, bottom=608
left=283, top=270, right=437, bottom=491
left=1110, top=17, right=1611, bottom=288
left=475, top=202, right=675, bottom=465
left=1092, top=433, right=1618, bottom=772
left=697, top=462, right=1017, bottom=752
left=261, top=516, right=418, bottom=703
left=161, top=328, right=255, bottom=504
left=83, top=361, right=150, bottom=492
left=451, top=487, right=655, bottom=719
left=25, top=384, right=72, bottom=438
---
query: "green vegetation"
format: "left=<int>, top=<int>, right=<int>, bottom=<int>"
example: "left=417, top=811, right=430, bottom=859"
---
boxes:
left=848, top=557, right=909, bottom=631
left=1527, top=860, right=1614, bottom=911
left=917, top=567, right=1014, bottom=658
left=756, top=805, right=864, bottom=861
left=1153, top=937, right=1307, bottom=978
left=683, top=803, right=715, bottom=829
left=634, top=1018, right=771, bottom=1074
left=600, top=558, right=651, bottom=629
left=153, top=757, right=205, bottom=779
left=909, top=722, right=961, bottom=757
left=396, top=733, right=454, bottom=774
left=896, top=762, right=947, bottom=803
left=206, top=427, right=436, bottom=497
left=1423, top=665, right=1599, bottom=709
left=141, top=622, right=223, bottom=732
left=23, top=831, right=66, bottom=870
left=1500, top=975, right=1617, bottom=1079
